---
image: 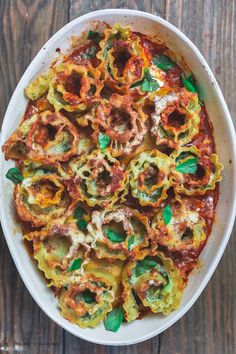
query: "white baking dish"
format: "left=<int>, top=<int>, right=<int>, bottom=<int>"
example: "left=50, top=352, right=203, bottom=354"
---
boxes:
left=0, top=9, right=235, bottom=346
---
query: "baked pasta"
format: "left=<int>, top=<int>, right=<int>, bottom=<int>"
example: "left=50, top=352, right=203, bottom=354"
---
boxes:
left=2, top=23, right=223, bottom=332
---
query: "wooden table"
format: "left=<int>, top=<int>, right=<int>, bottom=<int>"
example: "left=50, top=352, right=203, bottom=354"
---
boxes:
left=0, top=1, right=235, bottom=353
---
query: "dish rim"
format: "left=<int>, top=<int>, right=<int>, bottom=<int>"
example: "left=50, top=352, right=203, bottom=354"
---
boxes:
left=0, top=8, right=236, bottom=346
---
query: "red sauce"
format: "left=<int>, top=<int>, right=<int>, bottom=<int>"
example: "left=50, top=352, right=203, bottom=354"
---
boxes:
left=68, top=43, right=101, bottom=68
left=24, top=102, right=38, bottom=121
left=192, top=105, right=215, bottom=152
left=165, top=66, right=183, bottom=88
left=135, top=32, right=166, bottom=57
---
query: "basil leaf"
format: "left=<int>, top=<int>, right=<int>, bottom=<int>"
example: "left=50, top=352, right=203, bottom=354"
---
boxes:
left=107, top=229, right=125, bottom=243
left=185, top=74, right=204, bottom=103
left=153, top=55, right=175, bottom=71
left=176, top=151, right=194, bottom=162
left=98, top=132, right=110, bottom=150
left=6, top=167, right=23, bottom=185
left=77, top=218, right=87, bottom=230
left=128, top=235, right=135, bottom=250
left=176, top=157, right=199, bottom=174
left=74, top=205, right=87, bottom=230
left=68, top=258, right=83, bottom=271
left=141, top=69, right=159, bottom=92
left=163, top=204, right=172, bottom=225
left=87, top=30, right=101, bottom=43
left=130, top=79, right=144, bottom=88
left=135, top=258, right=157, bottom=277
left=82, top=290, right=96, bottom=304
left=181, top=73, right=197, bottom=93
left=82, top=45, right=97, bottom=59
left=104, top=306, right=123, bottom=332
left=74, top=206, right=85, bottom=219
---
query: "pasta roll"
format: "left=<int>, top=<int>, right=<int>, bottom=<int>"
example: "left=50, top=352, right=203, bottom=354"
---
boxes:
left=25, top=222, right=91, bottom=287
left=170, top=146, right=223, bottom=195
left=67, top=149, right=126, bottom=207
left=27, top=110, right=79, bottom=164
left=14, top=172, right=72, bottom=227
left=152, top=197, right=207, bottom=252
left=25, top=74, right=50, bottom=101
left=87, top=206, right=152, bottom=260
left=151, top=88, right=201, bottom=149
left=3, top=111, right=79, bottom=165
left=47, top=62, right=102, bottom=112
left=97, top=23, right=149, bottom=88
left=3, top=115, right=38, bottom=161
left=91, top=94, right=147, bottom=156
left=59, top=270, right=116, bottom=328
left=122, top=251, right=184, bottom=321
left=128, top=149, right=171, bottom=206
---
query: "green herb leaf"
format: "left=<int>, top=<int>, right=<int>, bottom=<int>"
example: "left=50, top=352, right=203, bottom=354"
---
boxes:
left=185, top=74, right=204, bottom=103
left=163, top=204, right=172, bottom=225
left=68, top=258, right=83, bottom=271
left=6, top=167, right=23, bottom=185
left=107, top=229, right=125, bottom=243
left=176, top=151, right=194, bottom=162
left=176, top=157, right=199, bottom=174
left=82, top=290, right=96, bottom=304
left=98, top=132, right=110, bottom=150
left=141, top=69, right=159, bottom=92
left=134, top=258, right=157, bottom=277
left=87, top=30, right=101, bottom=43
left=104, top=306, right=124, bottom=332
left=130, top=79, right=144, bottom=88
left=128, top=235, right=135, bottom=250
left=74, top=206, right=85, bottom=219
left=153, top=55, right=175, bottom=71
left=181, top=73, right=197, bottom=93
left=77, top=218, right=87, bottom=230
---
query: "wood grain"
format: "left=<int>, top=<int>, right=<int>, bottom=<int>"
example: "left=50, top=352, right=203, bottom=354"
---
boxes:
left=0, top=0, right=235, bottom=353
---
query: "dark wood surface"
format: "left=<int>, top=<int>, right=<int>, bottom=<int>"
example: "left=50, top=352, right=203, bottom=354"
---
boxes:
left=0, top=1, right=235, bottom=353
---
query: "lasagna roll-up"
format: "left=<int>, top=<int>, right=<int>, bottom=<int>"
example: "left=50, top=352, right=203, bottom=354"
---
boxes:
left=87, top=206, right=151, bottom=260
left=3, top=115, right=38, bottom=161
left=26, top=110, right=79, bottom=164
left=97, top=23, right=149, bottom=88
left=15, top=173, right=72, bottom=227
left=128, top=149, right=171, bottom=207
left=91, top=94, right=147, bottom=156
left=122, top=251, right=183, bottom=322
left=151, top=88, right=201, bottom=149
left=67, top=149, right=126, bottom=207
left=59, top=270, right=117, bottom=328
left=3, top=111, right=79, bottom=165
left=25, top=222, right=90, bottom=287
left=47, top=62, right=102, bottom=112
left=152, top=197, right=207, bottom=252
left=170, top=146, right=223, bottom=195
left=25, top=74, right=50, bottom=101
